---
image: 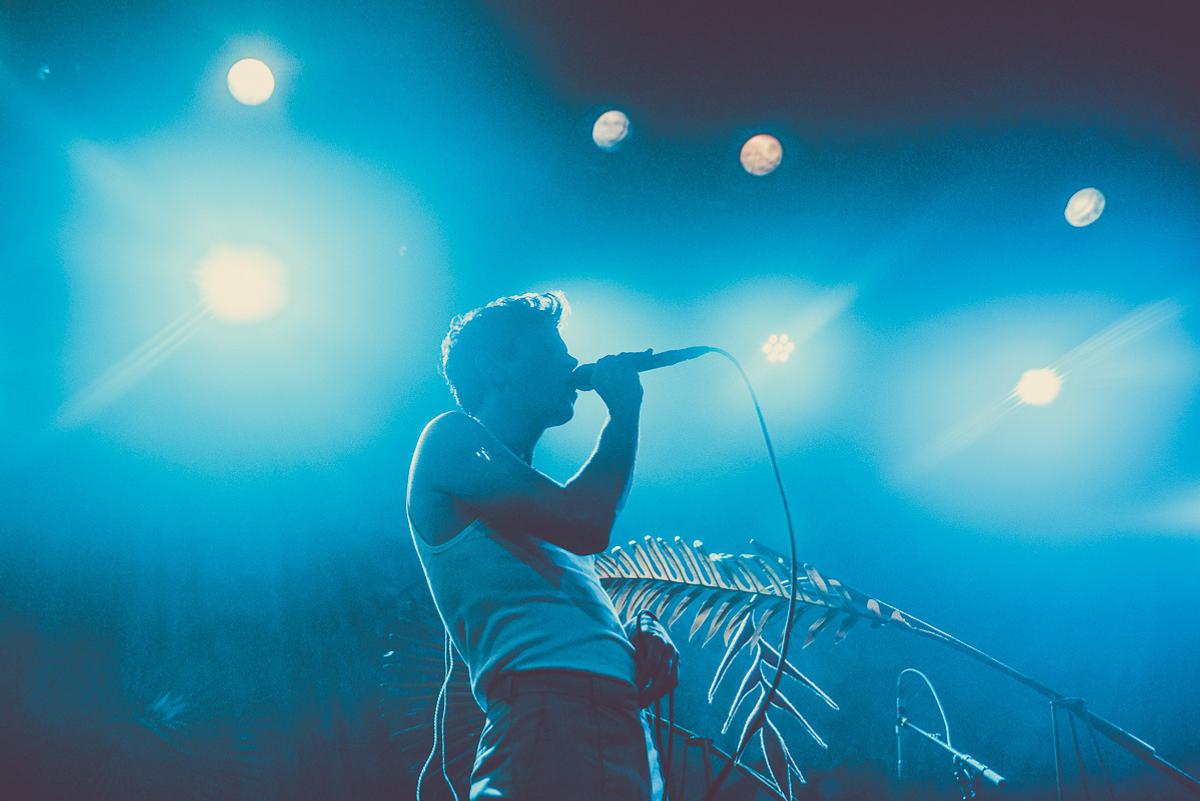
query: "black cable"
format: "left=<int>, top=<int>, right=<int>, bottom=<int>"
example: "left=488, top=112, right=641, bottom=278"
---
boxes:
left=1052, top=702, right=1066, bottom=801
left=1084, top=714, right=1118, bottom=801
left=1068, top=712, right=1093, bottom=801
left=666, top=690, right=676, bottom=796
left=699, top=347, right=802, bottom=801
left=654, top=696, right=666, bottom=785
left=416, top=631, right=454, bottom=801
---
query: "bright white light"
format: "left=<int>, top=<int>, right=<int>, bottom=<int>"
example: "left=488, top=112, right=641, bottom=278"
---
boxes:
left=1015, top=368, right=1062, bottom=405
left=740, top=134, right=783, bottom=176
left=194, top=244, right=287, bottom=323
left=761, top=333, right=796, bottom=363
left=1064, top=187, right=1105, bottom=227
left=592, top=109, right=631, bottom=151
left=226, top=58, right=275, bottom=106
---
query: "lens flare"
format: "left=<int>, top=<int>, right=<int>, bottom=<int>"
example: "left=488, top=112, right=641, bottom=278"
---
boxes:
left=1015, top=368, right=1062, bottom=405
left=194, top=244, right=287, bottom=323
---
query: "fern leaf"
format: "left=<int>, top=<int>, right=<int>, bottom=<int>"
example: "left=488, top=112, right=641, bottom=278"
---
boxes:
left=759, top=639, right=839, bottom=710
left=763, top=713, right=806, bottom=793
left=751, top=555, right=788, bottom=598
left=593, top=551, right=620, bottom=577
left=722, top=600, right=755, bottom=647
left=803, top=564, right=830, bottom=595
left=734, top=688, right=767, bottom=754
left=611, top=546, right=640, bottom=578
left=721, top=658, right=763, bottom=734
left=746, top=606, right=777, bottom=652
left=680, top=538, right=722, bottom=585
left=624, top=581, right=663, bottom=622
left=803, top=609, right=838, bottom=648
left=711, top=553, right=753, bottom=592
left=650, top=586, right=678, bottom=621
left=728, top=556, right=773, bottom=595
left=627, top=540, right=662, bottom=579
left=607, top=580, right=638, bottom=618
left=688, top=591, right=726, bottom=641
left=665, top=585, right=707, bottom=628
left=702, top=593, right=748, bottom=646
left=761, top=683, right=828, bottom=750
left=656, top=536, right=694, bottom=582
left=833, top=613, right=858, bottom=643
left=645, top=536, right=682, bottom=582
left=707, top=612, right=753, bottom=702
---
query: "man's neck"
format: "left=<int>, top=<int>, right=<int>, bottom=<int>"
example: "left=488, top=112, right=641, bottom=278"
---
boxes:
left=472, top=403, right=544, bottom=465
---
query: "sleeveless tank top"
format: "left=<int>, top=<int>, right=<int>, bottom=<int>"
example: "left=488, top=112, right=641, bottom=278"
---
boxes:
left=411, top=517, right=637, bottom=708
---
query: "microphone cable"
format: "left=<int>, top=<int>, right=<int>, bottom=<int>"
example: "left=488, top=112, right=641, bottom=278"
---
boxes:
left=896, top=667, right=952, bottom=782
left=416, top=631, right=459, bottom=801
left=697, top=347, right=803, bottom=801
left=652, top=687, right=677, bottom=796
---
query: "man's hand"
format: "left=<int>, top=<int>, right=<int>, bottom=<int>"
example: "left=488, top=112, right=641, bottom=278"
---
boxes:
left=589, top=350, right=649, bottom=420
left=626, top=609, right=679, bottom=708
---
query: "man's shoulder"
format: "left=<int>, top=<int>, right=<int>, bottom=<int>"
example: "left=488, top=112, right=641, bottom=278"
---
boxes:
left=413, top=411, right=489, bottom=475
left=420, top=410, right=481, bottom=446
left=410, top=413, right=472, bottom=500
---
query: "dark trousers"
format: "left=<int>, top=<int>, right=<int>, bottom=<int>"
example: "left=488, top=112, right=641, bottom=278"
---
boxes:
left=470, top=669, right=663, bottom=800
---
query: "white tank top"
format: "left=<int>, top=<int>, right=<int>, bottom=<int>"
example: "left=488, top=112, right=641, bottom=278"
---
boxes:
left=411, top=517, right=637, bottom=708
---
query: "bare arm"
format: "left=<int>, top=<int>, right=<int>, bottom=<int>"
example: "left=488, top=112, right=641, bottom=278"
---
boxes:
left=412, top=353, right=645, bottom=554
left=561, top=405, right=640, bottom=545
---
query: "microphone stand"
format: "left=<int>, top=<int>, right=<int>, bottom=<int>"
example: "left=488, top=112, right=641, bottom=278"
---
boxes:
left=897, top=715, right=1007, bottom=799
left=901, top=626, right=1200, bottom=796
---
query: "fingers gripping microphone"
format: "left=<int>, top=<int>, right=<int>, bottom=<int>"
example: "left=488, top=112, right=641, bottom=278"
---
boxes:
left=571, top=346, right=716, bottom=391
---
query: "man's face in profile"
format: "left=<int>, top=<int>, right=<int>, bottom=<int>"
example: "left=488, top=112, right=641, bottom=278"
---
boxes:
left=506, top=326, right=580, bottom=428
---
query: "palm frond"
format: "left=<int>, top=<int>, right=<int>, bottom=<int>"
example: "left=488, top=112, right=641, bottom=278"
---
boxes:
left=596, top=535, right=938, bottom=800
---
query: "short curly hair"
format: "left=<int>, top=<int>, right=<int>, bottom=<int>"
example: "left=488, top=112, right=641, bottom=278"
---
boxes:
left=440, top=291, right=571, bottom=413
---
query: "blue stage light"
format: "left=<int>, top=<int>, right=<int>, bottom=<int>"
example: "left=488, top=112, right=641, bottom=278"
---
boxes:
left=592, top=109, right=631, bottom=151
left=1014, top=368, right=1062, bottom=405
left=1064, top=187, right=1105, bottom=227
left=739, top=134, right=782, bottom=176
left=761, top=334, right=796, bottom=363
left=194, top=244, right=288, bottom=323
left=226, top=58, right=275, bottom=106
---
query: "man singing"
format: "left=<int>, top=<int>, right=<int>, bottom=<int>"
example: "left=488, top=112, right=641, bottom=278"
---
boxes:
left=406, top=291, right=679, bottom=800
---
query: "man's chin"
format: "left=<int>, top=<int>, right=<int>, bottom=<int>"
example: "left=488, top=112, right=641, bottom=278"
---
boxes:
left=548, top=401, right=576, bottom=427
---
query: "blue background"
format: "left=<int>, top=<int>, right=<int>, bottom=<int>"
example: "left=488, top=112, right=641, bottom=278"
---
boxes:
left=2, top=1, right=1198, bottom=798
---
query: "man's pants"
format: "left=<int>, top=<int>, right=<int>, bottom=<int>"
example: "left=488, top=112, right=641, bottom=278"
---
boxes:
left=470, top=669, right=664, bottom=800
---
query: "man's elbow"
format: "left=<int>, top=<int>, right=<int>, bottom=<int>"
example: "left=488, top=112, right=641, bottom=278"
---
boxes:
left=522, top=501, right=615, bottom=555
left=577, top=526, right=612, bottom=556
left=563, top=517, right=613, bottom=556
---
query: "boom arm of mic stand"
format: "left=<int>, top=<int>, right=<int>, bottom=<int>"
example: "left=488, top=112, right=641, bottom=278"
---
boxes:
left=899, top=624, right=1200, bottom=796
left=897, top=716, right=1008, bottom=788
left=1064, top=701, right=1200, bottom=795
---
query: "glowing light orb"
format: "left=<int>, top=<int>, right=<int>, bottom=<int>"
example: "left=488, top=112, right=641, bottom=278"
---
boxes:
left=761, top=333, right=796, bottom=363
left=1015, top=368, right=1062, bottom=405
left=592, top=109, right=631, bottom=151
left=1064, top=187, right=1105, bottom=227
left=194, top=244, right=288, bottom=323
left=740, top=134, right=783, bottom=176
left=226, top=58, right=275, bottom=106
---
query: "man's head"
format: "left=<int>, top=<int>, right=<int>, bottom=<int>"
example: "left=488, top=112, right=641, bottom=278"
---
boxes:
left=440, top=291, right=580, bottom=426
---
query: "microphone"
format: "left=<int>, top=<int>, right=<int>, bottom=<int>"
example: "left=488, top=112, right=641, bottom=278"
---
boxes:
left=571, top=346, right=716, bottom=391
